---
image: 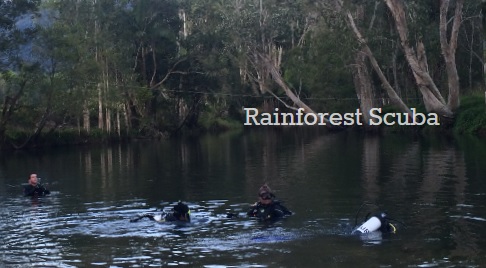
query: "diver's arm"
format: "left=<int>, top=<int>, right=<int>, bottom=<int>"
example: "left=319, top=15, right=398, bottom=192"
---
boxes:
left=247, top=202, right=259, bottom=217
left=275, top=202, right=292, bottom=216
left=39, top=184, right=50, bottom=195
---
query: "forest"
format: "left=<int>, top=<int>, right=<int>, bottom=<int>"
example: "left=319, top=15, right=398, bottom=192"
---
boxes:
left=0, top=0, right=484, bottom=149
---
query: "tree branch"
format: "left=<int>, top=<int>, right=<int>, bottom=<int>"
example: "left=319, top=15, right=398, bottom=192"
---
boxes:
left=149, top=45, right=157, bottom=87
left=338, top=0, right=412, bottom=115
left=449, top=0, right=464, bottom=52
left=385, top=0, right=447, bottom=106
left=150, top=58, right=187, bottom=90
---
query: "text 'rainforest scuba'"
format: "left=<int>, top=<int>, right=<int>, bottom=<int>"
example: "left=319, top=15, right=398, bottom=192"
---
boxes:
left=243, top=108, right=440, bottom=126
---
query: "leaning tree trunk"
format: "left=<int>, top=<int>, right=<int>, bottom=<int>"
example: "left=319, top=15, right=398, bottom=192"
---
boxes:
left=439, top=0, right=464, bottom=112
left=256, top=53, right=333, bottom=126
left=384, top=0, right=464, bottom=118
left=351, top=2, right=381, bottom=126
left=352, top=49, right=379, bottom=126
left=263, top=56, right=316, bottom=114
left=342, top=6, right=412, bottom=116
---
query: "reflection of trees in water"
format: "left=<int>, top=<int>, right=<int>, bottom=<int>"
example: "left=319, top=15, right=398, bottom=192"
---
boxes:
left=79, top=150, right=93, bottom=195
left=385, top=141, right=420, bottom=203
left=361, top=136, right=421, bottom=211
left=447, top=150, right=479, bottom=259
left=73, top=132, right=482, bottom=261
left=242, top=129, right=332, bottom=199
left=242, top=129, right=282, bottom=197
left=360, top=136, right=480, bottom=260
left=101, top=149, right=107, bottom=190
left=75, top=129, right=331, bottom=202
left=385, top=141, right=478, bottom=260
left=419, top=147, right=479, bottom=259
left=361, top=136, right=380, bottom=203
left=79, top=144, right=135, bottom=200
left=246, top=129, right=280, bottom=189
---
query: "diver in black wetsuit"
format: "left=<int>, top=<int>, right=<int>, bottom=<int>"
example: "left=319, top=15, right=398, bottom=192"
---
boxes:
left=23, top=174, right=50, bottom=197
left=163, top=201, right=191, bottom=222
left=247, top=184, right=292, bottom=221
left=131, top=201, right=191, bottom=223
left=353, top=212, right=397, bottom=234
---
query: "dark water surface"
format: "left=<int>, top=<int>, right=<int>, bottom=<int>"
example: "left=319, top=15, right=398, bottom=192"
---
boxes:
left=1, top=130, right=486, bottom=267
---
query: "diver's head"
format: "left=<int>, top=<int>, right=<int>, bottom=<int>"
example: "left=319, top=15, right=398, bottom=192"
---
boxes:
left=258, top=184, right=275, bottom=205
left=173, top=201, right=190, bottom=222
left=29, top=174, right=38, bottom=186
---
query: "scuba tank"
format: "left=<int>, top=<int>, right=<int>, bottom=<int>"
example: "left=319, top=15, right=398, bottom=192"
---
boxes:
left=352, top=212, right=393, bottom=234
left=351, top=202, right=402, bottom=235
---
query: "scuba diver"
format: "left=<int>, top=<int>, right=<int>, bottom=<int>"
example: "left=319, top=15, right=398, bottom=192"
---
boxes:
left=23, top=174, right=50, bottom=197
left=130, top=201, right=191, bottom=223
left=352, top=211, right=397, bottom=235
left=351, top=203, right=401, bottom=235
left=247, top=184, right=292, bottom=221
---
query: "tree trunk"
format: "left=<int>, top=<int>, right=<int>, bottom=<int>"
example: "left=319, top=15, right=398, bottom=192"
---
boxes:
left=383, top=0, right=462, bottom=118
left=98, top=82, right=104, bottom=130
left=258, top=53, right=334, bottom=126
left=352, top=2, right=380, bottom=125
left=439, top=0, right=464, bottom=112
left=352, top=49, right=379, bottom=126
left=342, top=6, right=412, bottom=116
left=83, top=100, right=90, bottom=133
left=123, top=102, right=130, bottom=135
left=105, top=107, right=111, bottom=134
left=116, top=108, right=121, bottom=137
left=468, top=20, right=474, bottom=91
left=392, top=45, right=401, bottom=98
left=0, top=80, right=27, bottom=146
left=261, top=54, right=315, bottom=114
left=10, top=106, right=51, bottom=149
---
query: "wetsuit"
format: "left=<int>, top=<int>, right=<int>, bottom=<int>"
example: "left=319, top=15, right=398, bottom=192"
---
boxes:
left=375, top=213, right=396, bottom=233
left=164, top=202, right=191, bottom=222
left=23, top=184, right=50, bottom=197
left=160, top=202, right=191, bottom=222
left=130, top=201, right=191, bottom=223
left=247, top=201, right=292, bottom=221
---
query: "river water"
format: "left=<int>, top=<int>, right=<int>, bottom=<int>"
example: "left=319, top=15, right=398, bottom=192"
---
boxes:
left=1, top=129, right=486, bottom=267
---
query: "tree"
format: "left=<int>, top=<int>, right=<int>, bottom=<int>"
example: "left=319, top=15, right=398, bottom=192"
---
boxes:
left=339, top=0, right=470, bottom=121
left=0, top=0, right=41, bottom=147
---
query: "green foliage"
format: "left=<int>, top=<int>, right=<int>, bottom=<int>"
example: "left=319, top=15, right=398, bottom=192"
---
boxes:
left=5, top=127, right=127, bottom=149
left=198, top=115, right=243, bottom=133
left=4, top=129, right=30, bottom=145
left=283, top=17, right=357, bottom=113
left=198, top=102, right=243, bottom=132
left=454, top=94, right=486, bottom=134
left=0, top=0, right=484, bottom=149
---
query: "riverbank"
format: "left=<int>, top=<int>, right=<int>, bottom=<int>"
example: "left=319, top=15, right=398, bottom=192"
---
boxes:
left=1, top=93, right=485, bottom=150
left=359, top=93, right=486, bottom=137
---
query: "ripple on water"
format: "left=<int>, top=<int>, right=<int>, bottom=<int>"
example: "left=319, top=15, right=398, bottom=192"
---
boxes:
left=2, top=197, right=325, bottom=267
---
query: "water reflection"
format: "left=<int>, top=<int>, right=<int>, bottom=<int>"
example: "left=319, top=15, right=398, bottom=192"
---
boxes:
left=1, top=196, right=313, bottom=267
left=0, top=130, right=486, bottom=267
left=361, top=135, right=380, bottom=203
